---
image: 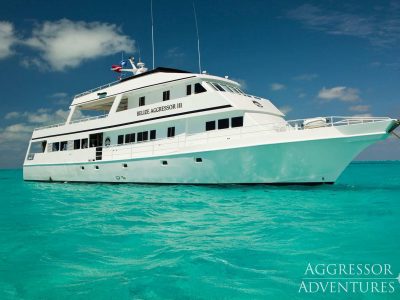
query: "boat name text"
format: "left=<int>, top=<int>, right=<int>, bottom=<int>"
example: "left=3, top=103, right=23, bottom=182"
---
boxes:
left=137, top=102, right=183, bottom=116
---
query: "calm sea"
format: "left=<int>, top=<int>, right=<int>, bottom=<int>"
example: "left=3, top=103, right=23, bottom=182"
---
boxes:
left=0, top=162, right=399, bottom=299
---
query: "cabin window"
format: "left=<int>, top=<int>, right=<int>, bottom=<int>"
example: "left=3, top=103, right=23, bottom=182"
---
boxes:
left=208, top=82, right=219, bottom=91
left=137, top=132, right=143, bottom=142
left=116, top=98, right=128, bottom=112
left=195, top=157, right=203, bottom=163
left=118, top=135, right=124, bottom=145
left=74, top=139, right=81, bottom=150
left=81, top=138, right=88, bottom=149
left=125, top=133, right=135, bottom=144
left=218, top=118, right=229, bottom=129
left=143, top=131, right=149, bottom=141
left=60, top=141, right=68, bottom=151
left=150, top=130, right=156, bottom=140
left=194, top=83, right=207, bottom=94
left=95, top=165, right=99, bottom=170
left=167, top=127, right=175, bottom=138
left=29, top=141, right=47, bottom=156
left=123, top=163, right=128, bottom=168
left=214, top=83, right=225, bottom=92
left=186, top=85, right=192, bottom=95
left=163, top=90, right=170, bottom=101
left=139, top=96, right=145, bottom=107
left=231, top=116, right=244, bottom=127
left=52, top=142, right=60, bottom=152
left=89, top=133, right=103, bottom=148
left=161, top=160, right=168, bottom=165
left=206, top=121, right=216, bottom=131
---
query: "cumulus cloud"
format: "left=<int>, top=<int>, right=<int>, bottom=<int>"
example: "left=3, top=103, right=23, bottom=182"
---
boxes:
left=23, top=19, right=135, bottom=71
left=318, top=86, right=360, bottom=102
left=349, top=105, right=370, bottom=112
left=287, top=4, right=400, bottom=47
left=270, top=83, right=285, bottom=91
left=0, top=21, right=17, bottom=59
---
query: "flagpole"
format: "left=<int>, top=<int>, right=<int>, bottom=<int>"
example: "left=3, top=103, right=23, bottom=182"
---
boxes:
left=151, top=0, right=155, bottom=69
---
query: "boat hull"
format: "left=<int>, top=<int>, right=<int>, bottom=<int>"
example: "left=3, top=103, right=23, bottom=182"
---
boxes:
left=23, top=132, right=388, bottom=184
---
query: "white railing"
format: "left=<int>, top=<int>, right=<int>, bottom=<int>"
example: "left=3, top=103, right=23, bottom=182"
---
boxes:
left=96, top=116, right=391, bottom=161
left=69, top=114, right=108, bottom=124
left=74, top=80, right=121, bottom=99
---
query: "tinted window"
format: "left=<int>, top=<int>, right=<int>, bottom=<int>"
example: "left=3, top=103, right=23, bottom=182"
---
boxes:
left=74, top=139, right=80, bottom=149
left=218, top=118, right=229, bottom=129
left=208, top=82, right=219, bottom=91
left=118, top=135, right=124, bottom=145
left=81, top=138, right=88, bottom=149
left=186, top=85, right=191, bottom=95
left=205, top=121, right=216, bottom=131
left=125, top=133, right=135, bottom=143
left=167, top=127, right=175, bottom=137
left=214, top=83, right=225, bottom=91
left=231, top=116, right=243, bottom=127
left=194, top=83, right=207, bottom=94
left=52, top=142, right=60, bottom=151
left=150, top=130, right=156, bottom=140
left=163, top=90, right=170, bottom=101
left=143, top=131, right=149, bottom=141
left=139, top=96, right=145, bottom=106
left=137, top=132, right=143, bottom=142
left=60, top=141, right=68, bottom=151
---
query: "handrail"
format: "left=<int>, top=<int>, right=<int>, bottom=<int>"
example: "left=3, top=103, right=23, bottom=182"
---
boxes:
left=74, top=80, right=121, bottom=99
left=95, top=116, right=392, bottom=160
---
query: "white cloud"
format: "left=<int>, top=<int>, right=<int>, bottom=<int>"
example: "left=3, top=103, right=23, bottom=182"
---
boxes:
left=349, top=105, right=370, bottom=112
left=287, top=4, right=400, bottom=47
left=24, top=19, right=135, bottom=71
left=278, top=105, right=292, bottom=115
left=351, top=113, right=373, bottom=118
left=270, top=83, right=285, bottom=91
left=318, top=86, right=360, bottom=102
left=293, top=73, right=318, bottom=81
left=231, top=78, right=247, bottom=90
left=0, top=21, right=17, bottom=59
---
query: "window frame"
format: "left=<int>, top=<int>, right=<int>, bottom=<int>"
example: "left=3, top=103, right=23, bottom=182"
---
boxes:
left=205, top=121, right=216, bottom=131
left=231, top=116, right=244, bottom=128
left=218, top=118, right=230, bottom=129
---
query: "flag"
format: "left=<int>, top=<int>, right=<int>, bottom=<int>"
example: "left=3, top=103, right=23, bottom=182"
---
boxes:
left=111, top=65, right=122, bottom=73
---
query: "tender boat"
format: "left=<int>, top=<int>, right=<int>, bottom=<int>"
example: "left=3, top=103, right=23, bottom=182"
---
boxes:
left=23, top=58, right=399, bottom=184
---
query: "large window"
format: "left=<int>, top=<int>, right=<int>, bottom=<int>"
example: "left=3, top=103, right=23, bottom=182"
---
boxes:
left=194, top=83, right=207, bottom=94
left=163, top=90, right=170, bottom=101
left=125, top=133, right=135, bottom=143
left=205, top=121, right=216, bottom=131
left=137, top=132, right=143, bottom=142
left=139, top=96, right=145, bottom=107
left=142, top=131, right=149, bottom=141
left=231, top=116, right=243, bottom=128
left=218, top=118, right=229, bottom=129
left=118, top=135, right=124, bottom=145
left=186, top=85, right=192, bottom=95
left=167, top=126, right=175, bottom=138
left=60, top=141, right=68, bottom=151
left=89, top=133, right=103, bottom=148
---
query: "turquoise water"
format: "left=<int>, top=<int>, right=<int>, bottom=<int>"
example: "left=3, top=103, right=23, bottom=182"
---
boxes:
left=1, top=162, right=400, bottom=299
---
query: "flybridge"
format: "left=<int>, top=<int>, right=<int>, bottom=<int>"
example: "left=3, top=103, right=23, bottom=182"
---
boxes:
left=74, top=62, right=192, bottom=99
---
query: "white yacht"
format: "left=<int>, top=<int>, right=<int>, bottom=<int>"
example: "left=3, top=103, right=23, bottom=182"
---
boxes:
left=23, top=58, right=399, bottom=184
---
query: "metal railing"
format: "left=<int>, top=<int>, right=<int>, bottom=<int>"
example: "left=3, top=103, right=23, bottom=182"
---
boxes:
left=95, top=116, right=391, bottom=161
left=74, top=80, right=121, bottom=99
left=69, top=114, right=108, bottom=124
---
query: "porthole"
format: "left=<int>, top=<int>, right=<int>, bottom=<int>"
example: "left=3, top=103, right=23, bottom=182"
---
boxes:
left=95, top=165, right=99, bottom=170
left=195, top=158, right=203, bottom=163
left=123, top=163, right=128, bottom=168
left=161, top=160, right=168, bottom=165
left=81, top=166, right=85, bottom=170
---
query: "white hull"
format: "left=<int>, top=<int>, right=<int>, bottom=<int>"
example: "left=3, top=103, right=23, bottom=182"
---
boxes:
left=23, top=131, right=388, bottom=184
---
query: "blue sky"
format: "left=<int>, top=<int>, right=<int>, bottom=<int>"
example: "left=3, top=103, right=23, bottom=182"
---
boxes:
left=0, top=0, right=399, bottom=168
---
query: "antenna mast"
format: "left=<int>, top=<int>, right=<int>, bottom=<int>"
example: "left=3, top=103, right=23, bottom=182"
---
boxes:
left=192, top=0, right=202, bottom=73
left=151, top=0, right=155, bottom=69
